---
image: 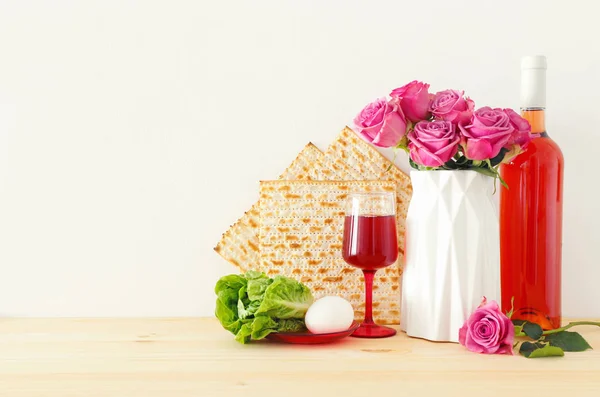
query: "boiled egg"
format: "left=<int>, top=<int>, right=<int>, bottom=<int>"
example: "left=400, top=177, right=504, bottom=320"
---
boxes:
left=305, top=296, right=354, bottom=334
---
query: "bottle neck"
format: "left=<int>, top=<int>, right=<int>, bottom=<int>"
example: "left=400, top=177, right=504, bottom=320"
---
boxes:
left=521, top=108, right=546, bottom=135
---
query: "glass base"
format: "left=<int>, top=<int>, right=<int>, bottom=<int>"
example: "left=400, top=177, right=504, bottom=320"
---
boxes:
left=351, top=323, right=397, bottom=338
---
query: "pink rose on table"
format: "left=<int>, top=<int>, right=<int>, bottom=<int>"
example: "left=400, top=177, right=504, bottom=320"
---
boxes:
left=459, top=107, right=514, bottom=160
left=353, top=98, right=408, bottom=148
left=429, top=90, right=474, bottom=124
left=459, top=297, right=514, bottom=355
left=390, top=81, right=431, bottom=122
left=407, top=120, right=459, bottom=167
left=503, top=108, right=532, bottom=146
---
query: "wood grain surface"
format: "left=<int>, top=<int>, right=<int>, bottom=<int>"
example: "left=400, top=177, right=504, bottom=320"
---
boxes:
left=0, top=318, right=599, bottom=397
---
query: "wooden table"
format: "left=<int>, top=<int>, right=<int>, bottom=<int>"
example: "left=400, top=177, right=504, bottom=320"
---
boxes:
left=0, top=318, right=599, bottom=396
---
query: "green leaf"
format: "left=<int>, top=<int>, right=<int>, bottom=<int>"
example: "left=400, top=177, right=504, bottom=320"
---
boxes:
left=215, top=296, right=244, bottom=335
left=244, top=270, right=267, bottom=280
left=512, top=319, right=526, bottom=335
left=528, top=345, right=564, bottom=358
left=522, top=322, right=543, bottom=340
left=520, top=342, right=564, bottom=358
left=254, top=276, right=314, bottom=319
left=443, top=159, right=460, bottom=170
left=455, top=155, right=470, bottom=166
left=497, top=173, right=509, bottom=189
left=215, top=272, right=314, bottom=344
left=519, top=341, right=541, bottom=356
left=214, top=274, right=248, bottom=335
left=250, top=317, right=306, bottom=340
left=276, top=318, right=306, bottom=333
left=250, top=316, right=279, bottom=340
left=471, top=166, right=497, bottom=178
left=489, top=148, right=509, bottom=167
left=545, top=331, right=592, bottom=352
left=408, top=158, right=421, bottom=170
left=236, top=285, right=251, bottom=318
left=234, top=321, right=253, bottom=344
left=237, top=298, right=251, bottom=320
left=246, top=273, right=273, bottom=302
left=214, top=274, right=247, bottom=299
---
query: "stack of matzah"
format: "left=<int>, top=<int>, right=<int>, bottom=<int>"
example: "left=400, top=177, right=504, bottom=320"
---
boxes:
left=214, top=127, right=412, bottom=325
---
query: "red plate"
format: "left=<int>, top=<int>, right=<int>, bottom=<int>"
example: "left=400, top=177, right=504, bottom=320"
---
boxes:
left=266, top=322, right=360, bottom=344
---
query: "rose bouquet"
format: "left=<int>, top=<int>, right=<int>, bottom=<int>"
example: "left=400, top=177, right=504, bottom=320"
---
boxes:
left=354, top=81, right=532, bottom=187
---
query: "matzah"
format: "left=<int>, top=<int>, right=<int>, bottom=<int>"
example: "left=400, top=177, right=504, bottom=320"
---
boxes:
left=259, top=180, right=400, bottom=325
left=214, top=143, right=323, bottom=271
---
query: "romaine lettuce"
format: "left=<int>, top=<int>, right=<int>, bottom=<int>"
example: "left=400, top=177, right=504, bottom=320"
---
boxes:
left=214, top=272, right=314, bottom=343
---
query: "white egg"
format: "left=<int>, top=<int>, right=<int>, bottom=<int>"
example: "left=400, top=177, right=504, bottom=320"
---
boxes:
left=305, top=296, right=354, bottom=334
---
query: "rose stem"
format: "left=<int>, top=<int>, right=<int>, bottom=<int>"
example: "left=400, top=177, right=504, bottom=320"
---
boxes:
left=542, top=321, right=600, bottom=335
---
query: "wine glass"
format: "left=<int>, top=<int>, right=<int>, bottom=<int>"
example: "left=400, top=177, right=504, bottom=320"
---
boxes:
left=342, top=192, right=398, bottom=338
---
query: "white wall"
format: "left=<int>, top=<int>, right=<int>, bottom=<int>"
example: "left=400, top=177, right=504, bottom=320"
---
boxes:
left=0, top=0, right=598, bottom=317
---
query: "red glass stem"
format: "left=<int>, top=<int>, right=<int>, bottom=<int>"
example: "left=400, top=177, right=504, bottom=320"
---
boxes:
left=363, top=270, right=376, bottom=325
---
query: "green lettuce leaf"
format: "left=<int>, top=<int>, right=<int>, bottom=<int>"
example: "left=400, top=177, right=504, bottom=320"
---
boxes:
left=214, top=274, right=247, bottom=305
left=251, top=316, right=279, bottom=340
left=244, top=270, right=267, bottom=281
left=236, top=285, right=253, bottom=320
left=246, top=273, right=273, bottom=302
left=214, top=274, right=247, bottom=335
left=251, top=316, right=306, bottom=340
left=277, top=318, right=306, bottom=333
left=234, top=321, right=254, bottom=344
left=254, top=276, right=314, bottom=319
left=215, top=272, right=313, bottom=344
left=215, top=295, right=242, bottom=334
left=239, top=272, right=272, bottom=319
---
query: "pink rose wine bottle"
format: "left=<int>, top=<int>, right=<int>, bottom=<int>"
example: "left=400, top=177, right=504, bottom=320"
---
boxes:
left=500, top=56, right=564, bottom=330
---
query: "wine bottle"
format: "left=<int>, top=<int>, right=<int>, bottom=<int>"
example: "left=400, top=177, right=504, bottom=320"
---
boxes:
left=499, top=56, right=564, bottom=330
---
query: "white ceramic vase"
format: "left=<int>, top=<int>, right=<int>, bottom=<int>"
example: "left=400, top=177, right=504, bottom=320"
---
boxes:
left=400, top=170, right=500, bottom=342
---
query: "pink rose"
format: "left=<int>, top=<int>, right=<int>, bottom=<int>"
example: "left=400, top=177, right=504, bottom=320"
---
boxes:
left=390, top=81, right=431, bottom=122
left=429, top=90, right=475, bottom=124
left=459, top=297, right=514, bottom=355
left=503, top=108, right=532, bottom=147
left=353, top=98, right=408, bottom=148
left=407, top=120, right=459, bottom=167
left=458, top=107, right=514, bottom=160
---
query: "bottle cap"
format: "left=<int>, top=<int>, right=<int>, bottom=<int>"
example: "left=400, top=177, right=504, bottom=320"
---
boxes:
left=521, top=55, right=547, bottom=109
left=521, top=55, right=547, bottom=70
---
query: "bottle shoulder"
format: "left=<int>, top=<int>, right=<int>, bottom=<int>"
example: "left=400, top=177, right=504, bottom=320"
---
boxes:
left=536, top=134, right=563, bottom=156
left=508, top=135, right=564, bottom=166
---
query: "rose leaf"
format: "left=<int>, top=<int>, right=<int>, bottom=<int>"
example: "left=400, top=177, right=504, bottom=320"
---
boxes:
left=522, top=321, right=543, bottom=340
left=408, top=158, right=421, bottom=170
left=520, top=342, right=564, bottom=358
left=519, top=341, right=541, bottom=356
left=545, top=331, right=592, bottom=352
left=471, top=166, right=497, bottom=178
left=443, top=159, right=460, bottom=170
left=489, top=148, right=508, bottom=167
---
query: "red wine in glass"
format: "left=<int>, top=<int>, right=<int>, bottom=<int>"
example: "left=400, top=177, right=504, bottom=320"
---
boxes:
left=342, top=192, right=398, bottom=338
